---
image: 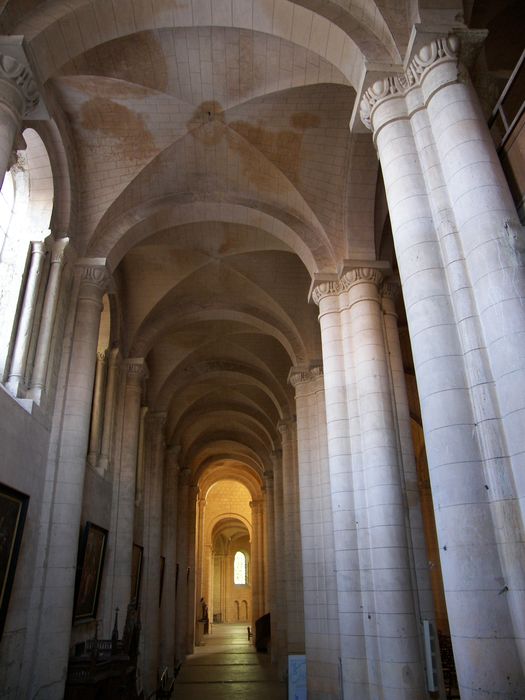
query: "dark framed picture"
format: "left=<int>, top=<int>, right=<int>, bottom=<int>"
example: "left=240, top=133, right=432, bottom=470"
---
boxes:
left=74, top=522, right=108, bottom=621
left=131, top=544, right=143, bottom=607
left=0, top=483, right=29, bottom=639
left=159, top=556, right=165, bottom=608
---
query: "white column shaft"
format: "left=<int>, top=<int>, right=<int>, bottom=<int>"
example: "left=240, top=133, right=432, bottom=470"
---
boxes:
left=142, top=413, right=166, bottom=694
left=111, top=359, right=146, bottom=617
left=160, top=446, right=179, bottom=672
left=344, top=271, right=425, bottom=697
left=97, top=348, right=120, bottom=472
left=7, top=241, right=46, bottom=394
left=29, top=238, right=68, bottom=401
left=87, top=351, right=107, bottom=464
left=368, top=56, right=525, bottom=695
left=30, top=264, right=107, bottom=698
left=292, top=367, right=341, bottom=698
left=315, top=287, right=367, bottom=698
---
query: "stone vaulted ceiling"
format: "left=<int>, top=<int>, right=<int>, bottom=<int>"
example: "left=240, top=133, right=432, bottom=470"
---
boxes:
left=4, top=0, right=463, bottom=482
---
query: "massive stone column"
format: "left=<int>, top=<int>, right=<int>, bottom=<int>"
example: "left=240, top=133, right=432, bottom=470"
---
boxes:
left=29, top=262, right=108, bottom=699
left=29, top=237, right=69, bottom=402
left=175, top=467, right=190, bottom=661
left=290, top=365, right=341, bottom=699
left=0, top=53, right=39, bottom=187
left=381, top=281, right=436, bottom=624
left=359, top=34, right=525, bottom=698
left=6, top=241, right=46, bottom=396
left=311, top=280, right=367, bottom=699
left=271, top=446, right=287, bottom=673
left=142, top=412, right=166, bottom=695
left=342, top=266, right=426, bottom=697
left=279, top=418, right=305, bottom=655
left=160, top=444, right=179, bottom=673
left=186, top=485, right=198, bottom=654
left=264, top=467, right=276, bottom=621
left=249, top=498, right=264, bottom=623
left=111, top=358, right=148, bottom=618
left=87, top=351, right=107, bottom=467
left=97, top=347, right=120, bottom=473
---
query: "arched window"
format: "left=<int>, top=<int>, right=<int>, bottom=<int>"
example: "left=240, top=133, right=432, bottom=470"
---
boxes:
left=233, top=551, right=247, bottom=585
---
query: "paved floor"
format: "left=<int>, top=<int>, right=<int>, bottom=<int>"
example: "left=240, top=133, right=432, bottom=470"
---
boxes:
left=173, top=623, right=286, bottom=699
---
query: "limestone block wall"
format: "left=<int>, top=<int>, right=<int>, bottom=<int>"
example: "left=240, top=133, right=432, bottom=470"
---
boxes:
left=0, top=387, right=50, bottom=700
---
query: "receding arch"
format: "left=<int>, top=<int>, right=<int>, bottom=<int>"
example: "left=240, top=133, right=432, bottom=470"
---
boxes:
left=93, top=198, right=333, bottom=276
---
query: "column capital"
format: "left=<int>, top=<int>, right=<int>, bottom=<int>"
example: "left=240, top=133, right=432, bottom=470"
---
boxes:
left=309, top=275, right=341, bottom=306
left=50, top=236, right=69, bottom=265
left=77, top=261, right=110, bottom=303
left=359, top=35, right=461, bottom=131
left=166, top=443, right=181, bottom=459
left=264, top=469, right=274, bottom=484
left=339, top=261, right=391, bottom=291
left=277, top=416, right=296, bottom=435
left=146, top=410, right=167, bottom=428
left=288, top=364, right=323, bottom=387
left=125, top=357, right=148, bottom=386
left=0, top=53, right=39, bottom=116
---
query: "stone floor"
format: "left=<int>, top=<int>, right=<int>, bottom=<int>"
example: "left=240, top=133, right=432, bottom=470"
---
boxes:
left=173, top=623, right=286, bottom=699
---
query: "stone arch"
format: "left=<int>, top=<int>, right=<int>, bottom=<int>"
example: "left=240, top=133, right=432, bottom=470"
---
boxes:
left=94, top=198, right=333, bottom=277
left=16, top=0, right=400, bottom=88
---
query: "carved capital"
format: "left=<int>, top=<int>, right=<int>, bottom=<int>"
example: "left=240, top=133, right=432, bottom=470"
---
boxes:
left=264, top=469, right=274, bottom=483
left=381, top=279, right=401, bottom=302
left=50, top=237, right=69, bottom=265
left=78, top=263, right=109, bottom=301
left=96, top=350, right=108, bottom=363
left=360, top=35, right=460, bottom=131
left=288, top=364, right=323, bottom=387
left=310, top=279, right=341, bottom=306
left=341, top=267, right=384, bottom=290
left=0, top=54, right=39, bottom=116
left=146, top=410, right=167, bottom=428
left=125, top=357, right=148, bottom=385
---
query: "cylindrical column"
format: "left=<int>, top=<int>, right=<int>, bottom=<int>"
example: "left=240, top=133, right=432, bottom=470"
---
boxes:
left=175, top=468, right=190, bottom=661
left=160, top=445, right=179, bottom=672
left=30, top=263, right=108, bottom=699
left=249, top=498, right=263, bottom=623
left=6, top=241, right=46, bottom=396
left=97, top=348, right=120, bottom=473
left=290, top=365, right=341, bottom=699
left=87, top=351, right=107, bottom=467
left=196, top=496, right=206, bottom=599
left=312, top=280, right=368, bottom=699
left=0, top=54, right=39, bottom=187
left=186, top=485, right=198, bottom=654
left=361, top=39, right=525, bottom=696
left=272, top=447, right=287, bottom=673
left=422, top=54, right=525, bottom=491
left=29, top=237, right=69, bottom=401
left=382, top=281, right=437, bottom=623
left=111, top=358, right=148, bottom=618
left=264, top=468, right=276, bottom=625
left=279, top=418, right=305, bottom=655
left=142, top=412, right=166, bottom=695
left=343, top=267, right=426, bottom=697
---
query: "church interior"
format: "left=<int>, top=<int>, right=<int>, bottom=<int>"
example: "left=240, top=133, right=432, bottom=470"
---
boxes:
left=0, top=0, right=524, bottom=698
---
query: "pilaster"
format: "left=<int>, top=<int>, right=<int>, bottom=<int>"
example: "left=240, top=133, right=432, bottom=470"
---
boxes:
left=29, top=262, right=109, bottom=700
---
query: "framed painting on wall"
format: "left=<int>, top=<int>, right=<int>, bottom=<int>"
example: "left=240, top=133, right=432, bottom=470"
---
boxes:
left=131, top=544, right=143, bottom=608
left=0, top=483, right=29, bottom=639
left=74, top=521, right=108, bottom=621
